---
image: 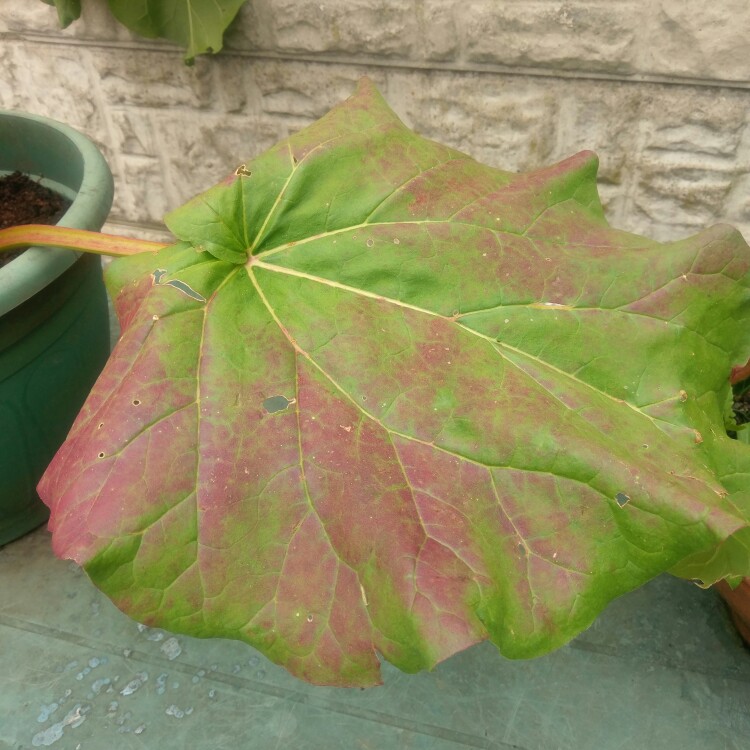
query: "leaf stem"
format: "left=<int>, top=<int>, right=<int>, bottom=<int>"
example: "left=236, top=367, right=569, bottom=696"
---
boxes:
left=0, top=224, right=166, bottom=258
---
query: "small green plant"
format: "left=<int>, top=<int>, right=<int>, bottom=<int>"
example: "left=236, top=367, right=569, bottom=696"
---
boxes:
left=41, top=0, right=248, bottom=62
left=2, top=79, right=750, bottom=687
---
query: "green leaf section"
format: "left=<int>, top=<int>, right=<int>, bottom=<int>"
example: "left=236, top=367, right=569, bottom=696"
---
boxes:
left=41, top=0, right=246, bottom=61
left=38, top=79, right=750, bottom=687
left=108, top=0, right=246, bottom=61
left=41, top=0, right=81, bottom=27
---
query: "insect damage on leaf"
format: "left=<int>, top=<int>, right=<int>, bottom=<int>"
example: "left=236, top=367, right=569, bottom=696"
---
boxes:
left=615, top=492, right=631, bottom=507
left=38, top=77, right=750, bottom=688
left=262, top=395, right=296, bottom=413
left=151, top=268, right=207, bottom=302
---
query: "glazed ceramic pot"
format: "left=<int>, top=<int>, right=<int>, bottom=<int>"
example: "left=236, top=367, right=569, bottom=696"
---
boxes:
left=0, top=110, right=113, bottom=546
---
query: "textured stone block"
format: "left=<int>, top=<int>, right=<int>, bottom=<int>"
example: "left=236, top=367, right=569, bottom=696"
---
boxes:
left=418, top=0, right=460, bottom=61
left=640, top=0, right=750, bottom=82
left=462, top=1, right=638, bottom=73
left=388, top=72, right=559, bottom=172
left=252, top=61, right=387, bottom=120
left=630, top=88, right=750, bottom=239
left=96, top=50, right=215, bottom=109
left=228, top=0, right=456, bottom=61
left=229, top=0, right=420, bottom=58
left=0, top=3, right=61, bottom=34
left=157, top=111, right=284, bottom=208
left=546, top=83, right=642, bottom=224
left=211, top=56, right=262, bottom=115
left=0, top=41, right=106, bottom=143
left=110, top=154, right=172, bottom=227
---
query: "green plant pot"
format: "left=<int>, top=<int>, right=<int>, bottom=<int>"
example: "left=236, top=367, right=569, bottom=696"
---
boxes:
left=0, top=111, right=114, bottom=546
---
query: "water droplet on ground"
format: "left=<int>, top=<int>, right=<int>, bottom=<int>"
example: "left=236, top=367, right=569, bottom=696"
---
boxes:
left=32, top=704, right=89, bottom=747
left=160, top=637, right=182, bottom=661
left=37, top=703, right=59, bottom=723
left=120, top=672, right=148, bottom=696
left=165, top=705, right=186, bottom=719
left=91, top=678, right=111, bottom=695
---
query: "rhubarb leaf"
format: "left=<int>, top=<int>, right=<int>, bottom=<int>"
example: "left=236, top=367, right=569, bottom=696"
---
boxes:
left=39, top=79, right=750, bottom=687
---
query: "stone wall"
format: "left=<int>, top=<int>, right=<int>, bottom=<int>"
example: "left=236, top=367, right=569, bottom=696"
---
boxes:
left=2, top=1, right=750, bottom=242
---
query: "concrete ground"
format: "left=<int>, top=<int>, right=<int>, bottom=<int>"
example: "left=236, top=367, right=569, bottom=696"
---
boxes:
left=1, top=527, right=749, bottom=749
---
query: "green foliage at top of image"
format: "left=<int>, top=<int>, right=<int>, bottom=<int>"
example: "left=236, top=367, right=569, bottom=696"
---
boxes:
left=41, top=0, right=247, bottom=62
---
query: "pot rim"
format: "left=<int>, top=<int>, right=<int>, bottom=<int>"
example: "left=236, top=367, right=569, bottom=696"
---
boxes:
left=0, top=110, right=114, bottom=317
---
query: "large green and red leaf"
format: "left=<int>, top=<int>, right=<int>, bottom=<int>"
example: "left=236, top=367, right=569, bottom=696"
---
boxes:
left=39, top=79, right=750, bottom=686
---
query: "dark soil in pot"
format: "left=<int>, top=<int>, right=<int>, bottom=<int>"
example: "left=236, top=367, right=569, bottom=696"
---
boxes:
left=733, top=387, right=750, bottom=426
left=0, top=171, right=69, bottom=268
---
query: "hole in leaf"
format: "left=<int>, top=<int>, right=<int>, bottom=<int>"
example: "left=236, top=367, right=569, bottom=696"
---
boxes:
left=133, top=399, right=141, bottom=406
left=98, top=452, right=105, bottom=459
left=615, top=492, right=630, bottom=507
left=234, top=164, right=252, bottom=177
left=151, top=269, right=206, bottom=302
left=163, top=279, right=206, bottom=303
left=262, top=395, right=294, bottom=414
